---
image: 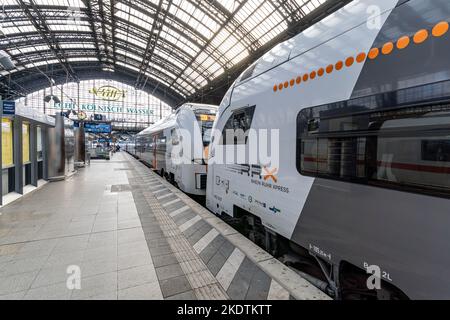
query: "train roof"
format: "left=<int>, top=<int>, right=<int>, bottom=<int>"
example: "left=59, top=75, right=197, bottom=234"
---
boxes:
left=181, top=103, right=218, bottom=112
left=137, top=102, right=218, bottom=136
left=234, top=0, right=398, bottom=87
left=137, top=114, right=176, bottom=137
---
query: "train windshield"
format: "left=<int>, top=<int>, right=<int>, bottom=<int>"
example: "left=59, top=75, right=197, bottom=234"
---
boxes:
left=196, top=113, right=216, bottom=146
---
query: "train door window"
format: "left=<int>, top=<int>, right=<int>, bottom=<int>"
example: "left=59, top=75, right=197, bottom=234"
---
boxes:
left=157, top=133, right=167, bottom=152
left=149, top=136, right=155, bottom=151
left=196, top=113, right=216, bottom=146
left=297, top=104, right=450, bottom=197
left=221, top=106, right=256, bottom=145
left=171, top=129, right=180, bottom=145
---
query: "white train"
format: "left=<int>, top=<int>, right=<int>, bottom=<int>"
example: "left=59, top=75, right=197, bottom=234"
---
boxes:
left=130, top=103, right=218, bottom=196
left=206, top=0, right=450, bottom=299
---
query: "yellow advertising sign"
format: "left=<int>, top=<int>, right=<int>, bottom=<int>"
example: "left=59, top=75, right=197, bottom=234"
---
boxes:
left=2, top=118, right=13, bottom=168
left=22, top=123, right=30, bottom=163
left=89, top=86, right=126, bottom=101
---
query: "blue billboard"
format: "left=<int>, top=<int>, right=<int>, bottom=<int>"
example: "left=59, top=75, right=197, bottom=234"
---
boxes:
left=84, top=123, right=112, bottom=134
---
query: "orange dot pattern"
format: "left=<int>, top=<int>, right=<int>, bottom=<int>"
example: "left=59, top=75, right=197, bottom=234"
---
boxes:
left=433, top=21, right=449, bottom=37
left=382, top=42, right=394, bottom=55
left=397, top=36, right=410, bottom=49
left=414, top=29, right=429, bottom=44
left=326, top=64, right=333, bottom=74
left=273, top=21, right=449, bottom=93
left=345, top=57, right=354, bottom=67
left=368, top=48, right=379, bottom=60
left=356, top=52, right=366, bottom=63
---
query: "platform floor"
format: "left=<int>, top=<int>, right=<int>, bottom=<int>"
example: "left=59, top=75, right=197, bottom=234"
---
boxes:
left=0, top=152, right=329, bottom=300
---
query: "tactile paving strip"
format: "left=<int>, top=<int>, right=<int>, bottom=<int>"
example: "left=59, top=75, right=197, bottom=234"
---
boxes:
left=126, top=165, right=228, bottom=300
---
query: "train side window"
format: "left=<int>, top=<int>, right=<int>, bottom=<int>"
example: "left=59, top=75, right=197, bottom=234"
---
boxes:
left=221, top=106, right=256, bottom=145
left=422, top=140, right=450, bottom=162
left=297, top=104, right=450, bottom=198
left=240, top=64, right=256, bottom=82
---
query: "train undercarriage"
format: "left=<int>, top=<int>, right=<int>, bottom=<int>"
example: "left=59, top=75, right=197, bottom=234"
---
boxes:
left=222, top=205, right=409, bottom=301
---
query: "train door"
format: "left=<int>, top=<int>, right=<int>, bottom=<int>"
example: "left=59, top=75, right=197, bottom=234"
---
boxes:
left=208, top=106, right=256, bottom=216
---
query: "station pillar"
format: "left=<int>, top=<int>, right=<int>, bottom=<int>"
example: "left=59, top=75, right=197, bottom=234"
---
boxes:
left=30, top=124, right=38, bottom=187
left=42, top=126, right=49, bottom=181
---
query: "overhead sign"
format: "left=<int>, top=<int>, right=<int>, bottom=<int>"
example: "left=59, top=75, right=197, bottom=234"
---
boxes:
left=94, top=114, right=105, bottom=121
left=53, top=102, right=153, bottom=116
left=84, top=123, right=112, bottom=134
left=89, top=86, right=126, bottom=101
left=2, top=100, right=16, bottom=115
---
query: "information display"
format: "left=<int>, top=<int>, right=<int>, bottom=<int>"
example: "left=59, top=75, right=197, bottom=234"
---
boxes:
left=2, top=118, right=13, bottom=168
left=84, top=123, right=112, bottom=134
left=2, top=101, right=16, bottom=115
left=22, top=123, right=30, bottom=163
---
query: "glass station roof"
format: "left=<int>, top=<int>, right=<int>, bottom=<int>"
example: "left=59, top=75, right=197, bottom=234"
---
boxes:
left=0, top=0, right=329, bottom=99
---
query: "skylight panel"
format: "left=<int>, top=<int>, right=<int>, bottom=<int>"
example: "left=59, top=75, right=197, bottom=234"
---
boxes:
left=10, top=44, right=51, bottom=55
left=294, top=0, right=327, bottom=16
left=0, top=0, right=17, bottom=5
left=25, top=59, right=58, bottom=68
left=153, top=47, right=187, bottom=70
left=116, top=49, right=142, bottom=64
left=67, top=57, right=97, bottom=62
left=175, top=78, right=195, bottom=93
left=220, top=0, right=239, bottom=14
left=148, top=63, right=177, bottom=80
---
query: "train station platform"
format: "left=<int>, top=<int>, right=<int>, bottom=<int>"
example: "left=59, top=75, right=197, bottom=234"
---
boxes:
left=0, top=152, right=329, bottom=300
